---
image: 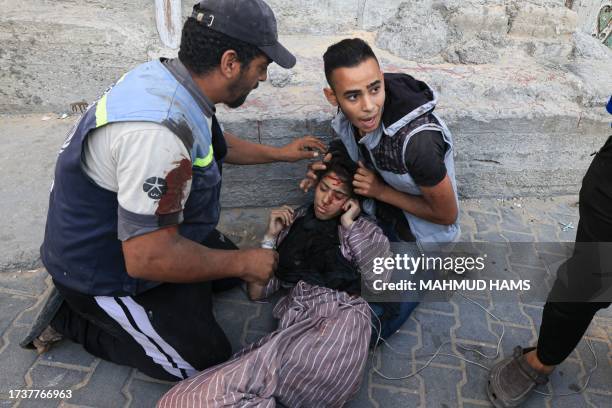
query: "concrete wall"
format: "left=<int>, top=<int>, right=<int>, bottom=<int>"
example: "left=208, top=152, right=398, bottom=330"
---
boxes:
left=1, top=0, right=611, bottom=206
left=571, top=0, right=610, bottom=35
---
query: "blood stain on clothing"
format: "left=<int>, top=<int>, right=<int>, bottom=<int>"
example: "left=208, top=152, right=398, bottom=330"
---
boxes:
left=156, top=158, right=192, bottom=215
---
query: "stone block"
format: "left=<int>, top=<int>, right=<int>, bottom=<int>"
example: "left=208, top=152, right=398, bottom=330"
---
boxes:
left=213, top=299, right=256, bottom=352
left=0, top=270, right=48, bottom=296
left=370, top=386, right=421, bottom=407
left=461, top=360, right=491, bottom=401
left=586, top=392, right=612, bottom=408
left=419, top=366, right=463, bottom=407
left=68, top=360, right=130, bottom=408
left=468, top=210, right=500, bottom=234
left=376, top=0, right=448, bottom=61
left=500, top=230, right=535, bottom=242
left=0, top=294, right=35, bottom=337
left=128, top=378, right=173, bottom=407
left=361, top=0, right=403, bottom=30
left=489, top=296, right=532, bottom=327
left=0, top=1, right=154, bottom=114
left=28, top=364, right=86, bottom=389
left=521, top=304, right=544, bottom=330
left=454, top=296, right=500, bottom=345
left=344, top=377, right=376, bottom=408
left=448, top=5, right=509, bottom=37
left=245, top=303, right=278, bottom=334
left=580, top=339, right=612, bottom=393
left=534, top=223, right=561, bottom=242
left=243, top=330, right=269, bottom=346
left=411, top=309, right=461, bottom=367
left=40, top=341, right=96, bottom=368
left=371, top=330, right=422, bottom=390
left=544, top=358, right=590, bottom=407
left=265, top=0, right=362, bottom=34
left=18, top=399, right=60, bottom=408
left=491, top=324, right=537, bottom=358
left=509, top=2, right=577, bottom=38
left=0, top=327, right=38, bottom=393
left=499, top=207, right=533, bottom=234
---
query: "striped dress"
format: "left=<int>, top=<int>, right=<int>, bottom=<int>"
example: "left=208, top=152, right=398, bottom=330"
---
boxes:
left=158, top=212, right=392, bottom=407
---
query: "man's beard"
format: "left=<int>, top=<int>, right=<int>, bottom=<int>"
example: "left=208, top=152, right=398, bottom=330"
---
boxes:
left=226, top=92, right=250, bottom=109
left=226, top=74, right=257, bottom=109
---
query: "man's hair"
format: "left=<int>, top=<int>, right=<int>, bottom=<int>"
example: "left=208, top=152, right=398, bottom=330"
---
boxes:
left=315, top=153, right=358, bottom=197
left=179, top=16, right=266, bottom=75
left=323, top=38, right=379, bottom=87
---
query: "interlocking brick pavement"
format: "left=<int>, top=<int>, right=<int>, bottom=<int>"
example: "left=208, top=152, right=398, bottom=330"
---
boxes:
left=0, top=196, right=610, bottom=407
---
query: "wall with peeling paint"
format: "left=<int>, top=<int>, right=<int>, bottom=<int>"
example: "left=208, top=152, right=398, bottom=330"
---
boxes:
left=1, top=0, right=611, bottom=204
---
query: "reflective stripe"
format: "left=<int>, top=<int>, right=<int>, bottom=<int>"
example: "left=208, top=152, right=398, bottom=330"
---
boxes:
left=95, top=94, right=108, bottom=127
left=193, top=146, right=214, bottom=167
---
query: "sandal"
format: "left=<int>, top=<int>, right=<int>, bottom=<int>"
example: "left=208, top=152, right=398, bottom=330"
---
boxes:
left=20, top=286, right=64, bottom=352
left=487, top=346, right=549, bottom=408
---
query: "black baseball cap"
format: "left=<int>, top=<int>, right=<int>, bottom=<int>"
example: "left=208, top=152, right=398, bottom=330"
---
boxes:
left=193, top=0, right=296, bottom=69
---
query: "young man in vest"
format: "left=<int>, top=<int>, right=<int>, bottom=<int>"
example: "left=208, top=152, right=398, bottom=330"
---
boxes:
left=300, top=38, right=461, bottom=335
left=23, top=0, right=325, bottom=382
left=302, top=38, right=460, bottom=244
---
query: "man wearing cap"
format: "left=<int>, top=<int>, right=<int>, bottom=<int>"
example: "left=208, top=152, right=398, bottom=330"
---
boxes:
left=25, top=0, right=324, bottom=382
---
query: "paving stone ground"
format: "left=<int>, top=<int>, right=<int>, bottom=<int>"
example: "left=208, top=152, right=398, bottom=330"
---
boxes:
left=0, top=196, right=610, bottom=408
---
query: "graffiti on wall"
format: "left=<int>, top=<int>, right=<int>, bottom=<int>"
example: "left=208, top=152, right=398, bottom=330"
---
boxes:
left=595, top=3, right=612, bottom=47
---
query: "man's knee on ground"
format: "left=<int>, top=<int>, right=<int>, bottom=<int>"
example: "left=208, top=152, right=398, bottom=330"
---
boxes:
left=189, top=328, right=233, bottom=371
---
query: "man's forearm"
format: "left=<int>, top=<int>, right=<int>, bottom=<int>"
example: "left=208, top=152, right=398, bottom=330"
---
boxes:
left=224, top=132, right=284, bottom=164
left=123, top=228, right=246, bottom=283
left=378, top=185, right=455, bottom=225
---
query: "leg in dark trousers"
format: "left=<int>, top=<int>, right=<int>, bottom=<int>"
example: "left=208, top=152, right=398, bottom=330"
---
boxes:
left=536, top=136, right=612, bottom=365
left=488, top=136, right=612, bottom=407
left=50, top=229, right=241, bottom=381
left=536, top=301, right=610, bottom=365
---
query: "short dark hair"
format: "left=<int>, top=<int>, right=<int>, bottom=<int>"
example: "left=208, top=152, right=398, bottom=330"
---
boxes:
left=315, top=153, right=358, bottom=197
left=179, top=16, right=266, bottom=75
left=323, top=38, right=379, bottom=87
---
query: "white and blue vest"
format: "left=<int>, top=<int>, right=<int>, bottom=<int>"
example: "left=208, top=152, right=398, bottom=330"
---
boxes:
left=41, top=60, right=224, bottom=296
left=333, top=84, right=461, bottom=245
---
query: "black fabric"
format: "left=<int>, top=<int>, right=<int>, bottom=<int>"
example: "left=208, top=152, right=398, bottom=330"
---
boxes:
left=537, top=301, right=609, bottom=366
left=381, top=73, right=435, bottom=129
left=50, top=229, right=240, bottom=381
left=330, top=139, right=416, bottom=242
left=210, top=115, right=228, bottom=164
left=404, top=130, right=448, bottom=187
left=537, top=136, right=612, bottom=366
left=275, top=206, right=361, bottom=294
left=375, top=202, right=416, bottom=242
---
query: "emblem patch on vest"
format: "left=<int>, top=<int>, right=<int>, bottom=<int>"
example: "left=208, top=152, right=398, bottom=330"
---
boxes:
left=143, top=177, right=168, bottom=200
